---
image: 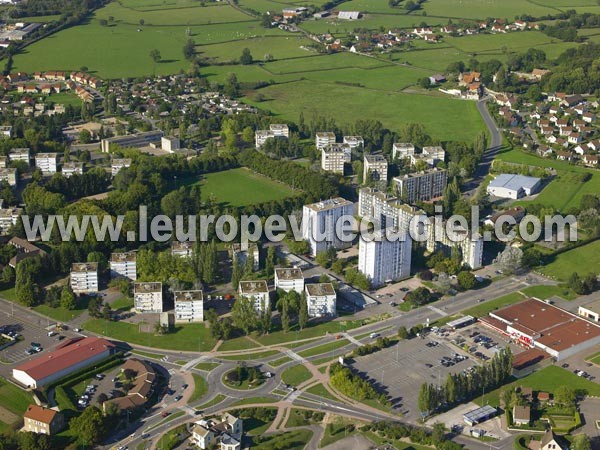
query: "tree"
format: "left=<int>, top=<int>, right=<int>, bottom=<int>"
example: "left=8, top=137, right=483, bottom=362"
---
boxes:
left=572, top=434, right=591, bottom=450
left=554, top=385, right=576, bottom=408
left=149, top=49, right=161, bottom=63
left=240, top=48, right=253, bottom=65
left=494, top=246, right=523, bottom=275
left=457, top=271, right=476, bottom=290
left=99, top=19, right=108, bottom=27
left=183, top=38, right=196, bottom=61
left=70, top=406, right=106, bottom=446
left=419, top=77, right=431, bottom=89
left=231, top=296, right=257, bottom=335
left=298, top=293, right=308, bottom=330
left=397, top=326, right=409, bottom=339
left=139, top=19, right=145, bottom=26
left=60, top=285, right=76, bottom=310
left=280, top=295, right=290, bottom=333
left=231, top=257, right=242, bottom=291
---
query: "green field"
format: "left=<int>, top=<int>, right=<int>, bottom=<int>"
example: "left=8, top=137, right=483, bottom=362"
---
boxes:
left=297, top=339, right=350, bottom=358
left=189, top=373, right=208, bottom=402
left=0, top=379, right=32, bottom=431
left=83, top=319, right=216, bottom=351
left=538, top=241, right=600, bottom=281
left=520, top=284, right=577, bottom=301
left=476, top=365, right=600, bottom=407
left=220, top=350, right=280, bottom=361
left=462, top=292, right=526, bottom=318
left=422, top=0, right=558, bottom=19
left=498, top=147, right=600, bottom=212
left=246, top=80, right=486, bottom=142
left=281, top=364, right=313, bottom=386
left=194, top=168, right=298, bottom=207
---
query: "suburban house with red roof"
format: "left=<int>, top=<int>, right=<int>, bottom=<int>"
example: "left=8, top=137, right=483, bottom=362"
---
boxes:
left=23, top=405, right=64, bottom=435
left=12, top=337, right=116, bottom=389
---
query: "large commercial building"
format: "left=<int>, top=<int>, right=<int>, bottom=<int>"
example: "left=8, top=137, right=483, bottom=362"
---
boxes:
left=35, top=153, right=58, bottom=174
left=110, top=252, right=137, bottom=281
left=174, top=290, right=204, bottom=323
left=70, top=262, right=99, bottom=294
left=134, top=282, right=163, bottom=313
left=358, top=228, right=412, bottom=287
left=302, top=197, right=354, bottom=256
left=480, top=299, right=600, bottom=361
left=13, top=337, right=116, bottom=388
left=393, top=168, right=447, bottom=203
left=321, top=144, right=351, bottom=173
left=101, top=130, right=163, bottom=153
left=487, top=174, right=542, bottom=199
left=305, top=283, right=337, bottom=318
left=238, top=280, right=270, bottom=312
left=274, top=268, right=304, bottom=293
left=363, top=154, right=388, bottom=183
left=315, top=132, right=336, bottom=150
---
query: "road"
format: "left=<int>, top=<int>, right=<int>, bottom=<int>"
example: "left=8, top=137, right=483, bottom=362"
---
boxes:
left=463, top=97, right=503, bottom=196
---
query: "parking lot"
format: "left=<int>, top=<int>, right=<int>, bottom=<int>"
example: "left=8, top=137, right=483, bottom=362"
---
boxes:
left=351, top=332, right=480, bottom=422
left=0, top=316, right=81, bottom=378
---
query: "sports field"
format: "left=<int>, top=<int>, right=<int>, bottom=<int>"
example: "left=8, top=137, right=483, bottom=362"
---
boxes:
left=194, top=167, right=298, bottom=207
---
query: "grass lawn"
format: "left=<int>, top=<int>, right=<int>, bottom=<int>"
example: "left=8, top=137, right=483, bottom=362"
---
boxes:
left=285, top=408, right=324, bottom=428
left=189, top=374, right=208, bottom=403
left=320, top=418, right=359, bottom=447
left=246, top=80, right=486, bottom=142
left=193, top=168, right=298, bottom=208
left=0, top=379, right=32, bottom=428
left=131, top=349, right=165, bottom=359
left=220, top=350, right=280, bottom=361
left=251, top=429, right=313, bottom=450
left=462, top=292, right=526, bottom=318
left=194, top=362, right=220, bottom=371
left=297, top=339, right=350, bottom=358
left=281, top=364, right=313, bottom=386
left=0, top=287, right=16, bottom=301
left=422, top=0, right=557, bottom=19
left=217, top=336, right=261, bottom=351
left=32, top=304, right=87, bottom=322
left=520, top=285, right=577, bottom=301
left=476, top=365, right=600, bottom=407
left=83, top=319, right=216, bottom=351
left=111, top=296, right=134, bottom=311
left=195, top=393, right=227, bottom=410
left=587, top=351, right=600, bottom=365
left=306, top=383, right=339, bottom=402
left=198, top=36, right=315, bottom=63
left=254, top=319, right=363, bottom=346
left=228, top=396, right=278, bottom=407
left=268, top=356, right=292, bottom=367
left=538, top=241, right=600, bottom=282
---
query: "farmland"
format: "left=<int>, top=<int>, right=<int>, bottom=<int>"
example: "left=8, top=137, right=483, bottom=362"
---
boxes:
left=538, top=241, right=600, bottom=281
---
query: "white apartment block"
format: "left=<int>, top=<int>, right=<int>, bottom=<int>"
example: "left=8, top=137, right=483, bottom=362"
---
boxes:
left=174, top=290, right=204, bottom=323
left=110, top=252, right=137, bottom=281
left=305, top=283, right=337, bottom=318
left=274, top=268, right=304, bottom=293
left=269, top=123, right=289, bottom=137
left=425, top=218, right=483, bottom=269
left=255, top=124, right=289, bottom=148
left=111, top=158, right=132, bottom=177
left=35, top=153, right=58, bottom=174
left=0, top=207, right=22, bottom=235
left=0, top=126, right=12, bottom=138
left=321, top=143, right=351, bottom=173
left=0, top=156, right=5, bottom=168
left=134, top=282, right=163, bottom=313
left=0, top=168, right=17, bottom=186
left=392, top=143, right=415, bottom=160
left=61, top=162, right=84, bottom=178
left=358, top=228, right=412, bottom=287
left=358, top=187, right=427, bottom=232
left=231, top=243, right=259, bottom=271
left=315, top=132, right=336, bottom=150
left=161, top=136, right=180, bottom=153
left=172, top=240, right=194, bottom=258
left=302, top=197, right=354, bottom=257
left=363, top=154, right=388, bottom=183
left=238, top=280, right=270, bottom=313
left=393, top=168, right=447, bottom=203
left=343, top=135, right=364, bottom=149
left=8, top=148, right=30, bottom=164
left=413, top=146, right=445, bottom=166
left=70, top=262, right=99, bottom=294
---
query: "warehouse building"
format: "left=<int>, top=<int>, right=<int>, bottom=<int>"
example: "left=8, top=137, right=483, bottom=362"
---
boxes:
left=487, top=174, right=541, bottom=199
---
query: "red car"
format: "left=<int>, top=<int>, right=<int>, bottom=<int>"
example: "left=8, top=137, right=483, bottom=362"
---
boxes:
left=161, top=411, right=170, bottom=418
